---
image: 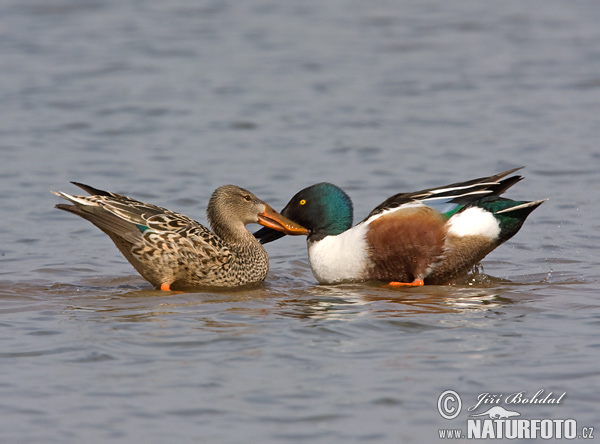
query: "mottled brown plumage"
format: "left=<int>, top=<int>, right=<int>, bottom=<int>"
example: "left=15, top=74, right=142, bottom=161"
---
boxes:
left=52, top=183, right=308, bottom=290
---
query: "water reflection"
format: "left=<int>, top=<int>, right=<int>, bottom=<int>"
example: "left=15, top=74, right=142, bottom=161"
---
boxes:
left=0, top=272, right=531, bottom=323
left=274, top=282, right=505, bottom=321
left=0, top=266, right=559, bottom=341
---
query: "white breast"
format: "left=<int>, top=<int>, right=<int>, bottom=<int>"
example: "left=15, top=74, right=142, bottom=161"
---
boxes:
left=306, top=223, right=369, bottom=284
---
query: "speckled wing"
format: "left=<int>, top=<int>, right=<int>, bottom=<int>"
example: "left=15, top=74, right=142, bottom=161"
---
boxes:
left=53, top=183, right=233, bottom=286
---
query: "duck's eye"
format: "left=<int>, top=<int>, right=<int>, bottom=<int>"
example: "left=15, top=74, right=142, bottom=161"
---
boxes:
left=243, top=194, right=252, bottom=202
left=299, top=199, right=306, bottom=205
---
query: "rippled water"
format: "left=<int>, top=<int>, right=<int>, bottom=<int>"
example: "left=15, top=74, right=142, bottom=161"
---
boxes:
left=1, top=0, right=599, bottom=442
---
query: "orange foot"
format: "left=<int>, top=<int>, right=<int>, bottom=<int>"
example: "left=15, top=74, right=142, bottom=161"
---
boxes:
left=160, top=283, right=185, bottom=294
left=386, top=279, right=425, bottom=287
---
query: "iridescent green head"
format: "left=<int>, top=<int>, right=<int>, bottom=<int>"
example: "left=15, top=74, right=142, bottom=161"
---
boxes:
left=255, top=183, right=354, bottom=243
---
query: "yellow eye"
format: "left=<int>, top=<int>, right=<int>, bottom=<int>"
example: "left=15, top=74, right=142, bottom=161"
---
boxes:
left=299, top=199, right=306, bottom=206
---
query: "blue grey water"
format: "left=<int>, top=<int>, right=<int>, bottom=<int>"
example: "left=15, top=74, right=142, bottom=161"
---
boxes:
left=1, top=0, right=599, bottom=442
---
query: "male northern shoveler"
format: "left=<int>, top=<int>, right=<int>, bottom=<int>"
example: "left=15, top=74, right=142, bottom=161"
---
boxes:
left=52, top=183, right=308, bottom=290
left=254, top=167, right=546, bottom=286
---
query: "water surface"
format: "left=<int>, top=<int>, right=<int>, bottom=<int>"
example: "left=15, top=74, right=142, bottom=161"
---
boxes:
left=1, top=0, right=599, bottom=442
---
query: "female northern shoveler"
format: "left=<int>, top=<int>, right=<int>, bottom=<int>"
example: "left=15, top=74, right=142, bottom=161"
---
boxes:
left=53, top=183, right=308, bottom=290
left=255, top=167, right=546, bottom=286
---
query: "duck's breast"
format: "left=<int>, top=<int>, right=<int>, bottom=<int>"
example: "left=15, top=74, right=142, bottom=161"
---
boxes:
left=307, top=224, right=370, bottom=284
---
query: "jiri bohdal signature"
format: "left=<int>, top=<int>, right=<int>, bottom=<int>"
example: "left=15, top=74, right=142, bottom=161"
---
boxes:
left=468, top=389, right=566, bottom=413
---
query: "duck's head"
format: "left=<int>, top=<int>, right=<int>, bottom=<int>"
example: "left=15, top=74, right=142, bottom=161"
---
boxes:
left=254, top=183, right=353, bottom=243
left=207, top=185, right=309, bottom=240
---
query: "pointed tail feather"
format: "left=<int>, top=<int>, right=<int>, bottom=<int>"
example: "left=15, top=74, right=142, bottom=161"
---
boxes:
left=492, top=174, right=524, bottom=196
left=495, top=199, right=548, bottom=215
left=52, top=189, right=142, bottom=245
left=487, top=198, right=547, bottom=244
left=70, top=182, right=113, bottom=197
left=51, top=190, right=99, bottom=207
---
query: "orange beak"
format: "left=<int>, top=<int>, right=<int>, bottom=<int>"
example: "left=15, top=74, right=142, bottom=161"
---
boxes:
left=257, top=204, right=309, bottom=235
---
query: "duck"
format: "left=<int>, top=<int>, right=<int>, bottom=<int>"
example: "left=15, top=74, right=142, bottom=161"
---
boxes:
left=254, top=167, right=546, bottom=286
left=52, top=183, right=308, bottom=290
